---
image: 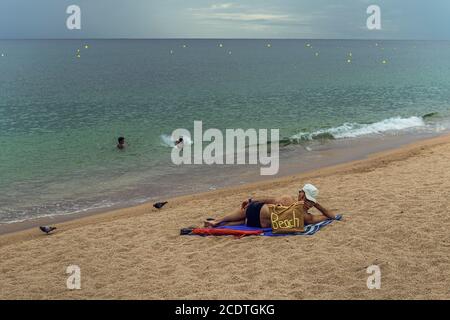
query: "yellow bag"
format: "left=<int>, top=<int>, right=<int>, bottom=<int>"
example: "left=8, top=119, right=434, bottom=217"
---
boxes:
left=268, top=201, right=305, bottom=234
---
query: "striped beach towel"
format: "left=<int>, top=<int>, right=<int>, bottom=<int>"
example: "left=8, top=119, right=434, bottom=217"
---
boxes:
left=183, top=215, right=342, bottom=237
left=218, top=214, right=342, bottom=236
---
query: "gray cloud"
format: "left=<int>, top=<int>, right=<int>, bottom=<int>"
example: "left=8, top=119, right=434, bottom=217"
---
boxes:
left=0, top=0, right=448, bottom=39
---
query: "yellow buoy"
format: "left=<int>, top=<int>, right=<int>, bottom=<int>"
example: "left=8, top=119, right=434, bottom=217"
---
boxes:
left=382, top=59, right=387, bottom=64
left=348, top=52, right=352, bottom=57
left=219, top=43, right=223, bottom=48
left=347, top=59, right=352, bottom=63
left=228, top=51, right=232, bottom=55
left=315, top=52, right=319, bottom=56
left=306, top=43, right=311, bottom=48
left=267, top=43, right=271, bottom=48
left=76, top=54, right=81, bottom=58
left=84, top=45, right=89, bottom=49
left=182, top=44, right=187, bottom=48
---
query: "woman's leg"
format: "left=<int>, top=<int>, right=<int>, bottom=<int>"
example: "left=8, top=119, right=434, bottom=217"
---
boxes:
left=216, top=219, right=246, bottom=227
left=204, top=207, right=246, bottom=227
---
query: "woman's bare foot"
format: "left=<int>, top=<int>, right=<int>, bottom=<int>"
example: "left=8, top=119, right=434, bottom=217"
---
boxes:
left=204, top=219, right=221, bottom=228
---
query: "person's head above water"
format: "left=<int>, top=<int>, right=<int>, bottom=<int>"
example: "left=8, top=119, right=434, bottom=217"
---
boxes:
left=298, top=183, right=318, bottom=209
left=117, top=137, right=125, bottom=149
left=175, top=136, right=184, bottom=145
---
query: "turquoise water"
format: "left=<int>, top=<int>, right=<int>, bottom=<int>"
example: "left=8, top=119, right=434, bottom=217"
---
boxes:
left=1, top=39, right=450, bottom=223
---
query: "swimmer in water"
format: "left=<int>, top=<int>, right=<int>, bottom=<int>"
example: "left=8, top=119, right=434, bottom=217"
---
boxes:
left=117, top=136, right=126, bottom=150
left=175, top=137, right=184, bottom=148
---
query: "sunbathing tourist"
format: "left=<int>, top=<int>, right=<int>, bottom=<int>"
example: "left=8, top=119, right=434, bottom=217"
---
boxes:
left=204, top=184, right=337, bottom=228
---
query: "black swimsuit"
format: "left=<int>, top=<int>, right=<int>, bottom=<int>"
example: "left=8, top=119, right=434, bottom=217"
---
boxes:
left=245, top=201, right=264, bottom=228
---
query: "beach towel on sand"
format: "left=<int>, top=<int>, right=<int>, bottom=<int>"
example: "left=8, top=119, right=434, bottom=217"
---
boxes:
left=182, top=215, right=342, bottom=237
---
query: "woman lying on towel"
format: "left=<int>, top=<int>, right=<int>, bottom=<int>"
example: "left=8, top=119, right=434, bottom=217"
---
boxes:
left=204, top=184, right=337, bottom=228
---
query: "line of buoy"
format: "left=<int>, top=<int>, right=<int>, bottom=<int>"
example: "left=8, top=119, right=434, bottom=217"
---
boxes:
left=130, top=41, right=392, bottom=66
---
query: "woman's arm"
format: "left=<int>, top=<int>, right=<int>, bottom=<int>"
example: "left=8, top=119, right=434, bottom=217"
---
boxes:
left=314, top=202, right=336, bottom=219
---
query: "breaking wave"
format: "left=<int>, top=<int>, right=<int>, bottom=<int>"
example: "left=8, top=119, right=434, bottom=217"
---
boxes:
left=290, top=116, right=427, bottom=142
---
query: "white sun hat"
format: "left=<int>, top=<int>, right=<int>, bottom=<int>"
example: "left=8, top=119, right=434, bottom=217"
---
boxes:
left=301, top=184, right=319, bottom=203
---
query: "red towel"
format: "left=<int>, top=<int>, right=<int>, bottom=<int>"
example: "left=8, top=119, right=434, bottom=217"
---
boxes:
left=191, top=228, right=263, bottom=238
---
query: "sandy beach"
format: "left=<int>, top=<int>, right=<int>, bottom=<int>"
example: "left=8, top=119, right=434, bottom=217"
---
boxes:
left=1, top=134, right=450, bottom=300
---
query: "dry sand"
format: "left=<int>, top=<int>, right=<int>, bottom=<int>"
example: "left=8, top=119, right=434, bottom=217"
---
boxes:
left=1, top=135, right=450, bottom=300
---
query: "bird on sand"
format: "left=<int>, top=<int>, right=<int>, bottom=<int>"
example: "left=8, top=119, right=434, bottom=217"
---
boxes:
left=39, top=226, right=57, bottom=234
left=153, top=201, right=168, bottom=209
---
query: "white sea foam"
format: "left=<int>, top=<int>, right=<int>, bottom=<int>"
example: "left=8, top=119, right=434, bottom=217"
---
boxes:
left=160, top=134, right=193, bottom=148
left=292, top=116, right=426, bottom=141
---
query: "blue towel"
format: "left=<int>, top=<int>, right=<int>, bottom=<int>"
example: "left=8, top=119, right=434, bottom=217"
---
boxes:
left=218, top=214, right=342, bottom=236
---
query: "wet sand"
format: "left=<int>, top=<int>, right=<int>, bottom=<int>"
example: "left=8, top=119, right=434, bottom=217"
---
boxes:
left=1, top=134, right=450, bottom=299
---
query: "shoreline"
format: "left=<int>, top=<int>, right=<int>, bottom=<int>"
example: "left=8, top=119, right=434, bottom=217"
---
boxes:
left=0, top=128, right=445, bottom=236
left=1, top=131, right=449, bottom=241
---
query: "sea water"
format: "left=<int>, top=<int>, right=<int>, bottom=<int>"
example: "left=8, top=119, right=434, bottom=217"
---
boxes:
left=1, top=39, right=450, bottom=223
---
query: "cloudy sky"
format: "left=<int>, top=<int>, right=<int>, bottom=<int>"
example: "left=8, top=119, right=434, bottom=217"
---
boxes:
left=1, top=0, right=449, bottom=39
